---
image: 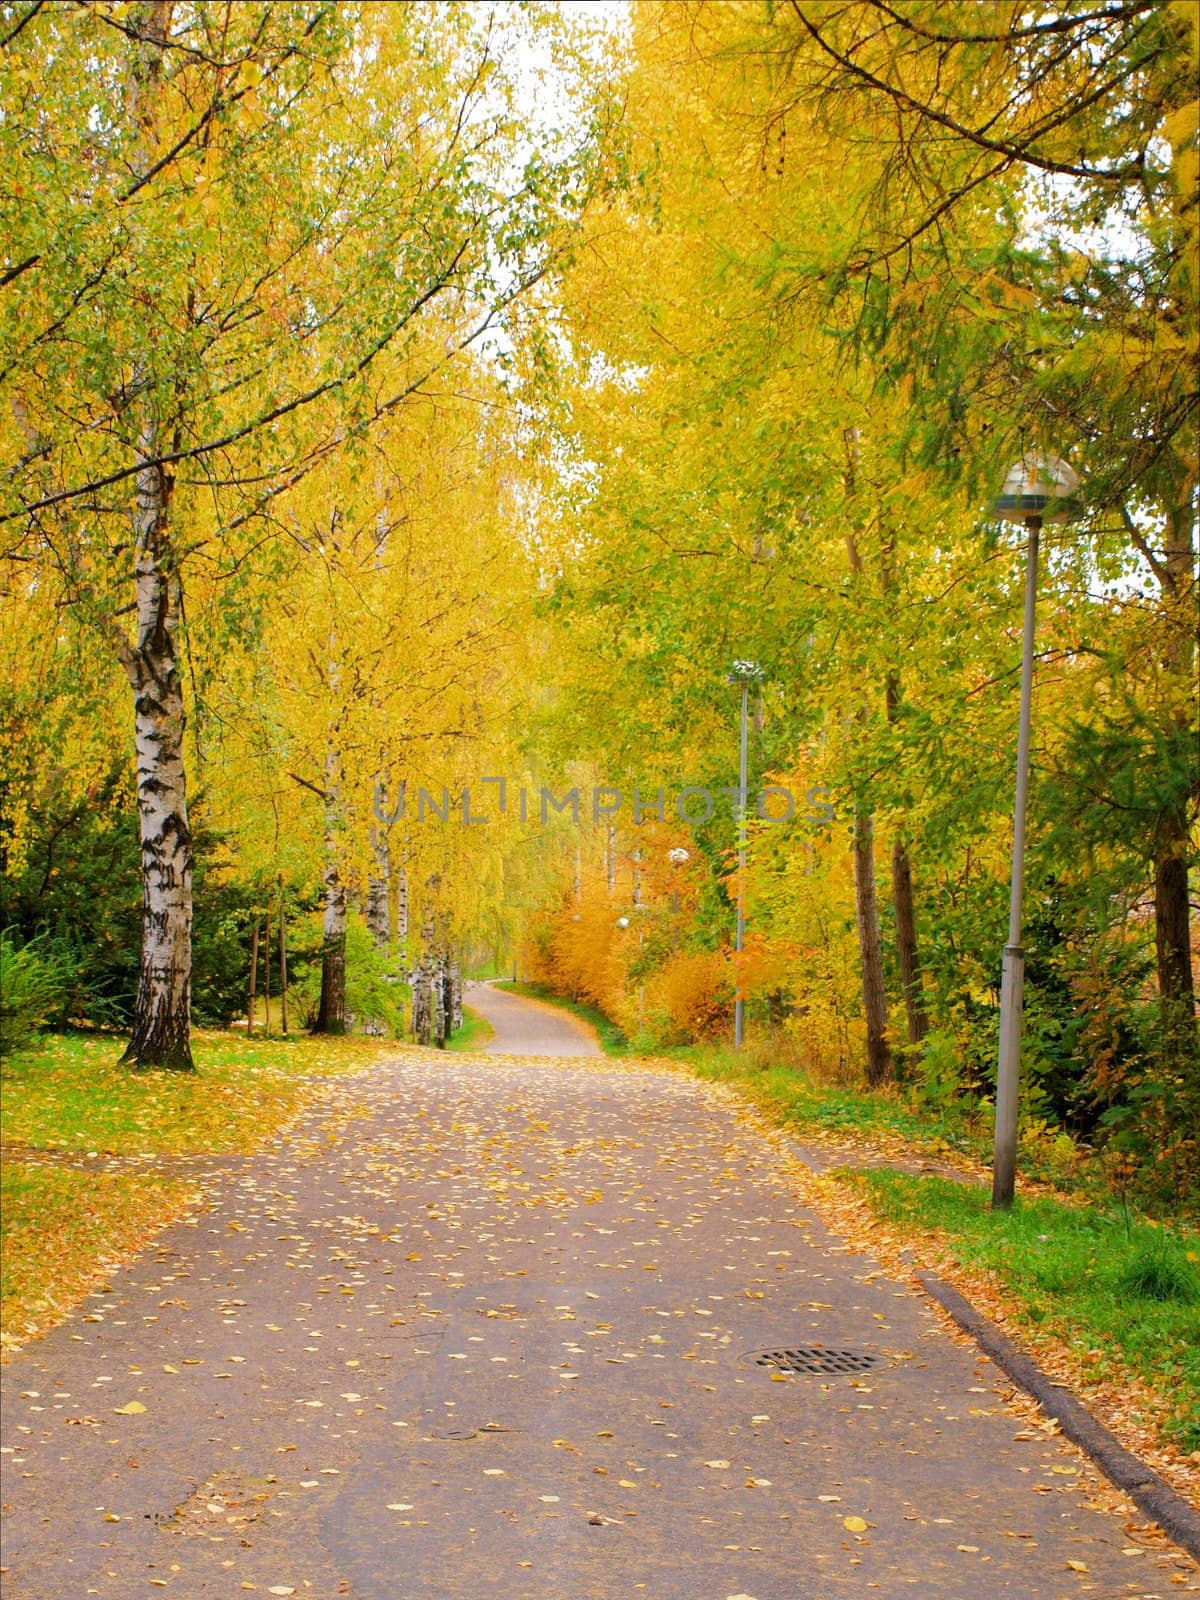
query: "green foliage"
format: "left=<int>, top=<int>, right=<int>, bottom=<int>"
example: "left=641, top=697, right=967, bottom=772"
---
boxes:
left=289, top=916, right=405, bottom=1038
left=0, top=933, right=79, bottom=1056
left=0, top=774, right=291, bottom=1029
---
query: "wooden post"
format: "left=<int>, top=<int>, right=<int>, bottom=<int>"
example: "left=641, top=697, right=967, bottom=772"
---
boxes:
left=278, top=876, right=289, bottom=1036
left=263, top=902, right=272, bottom=1033
left=248, top=920, right=260, bottom=1033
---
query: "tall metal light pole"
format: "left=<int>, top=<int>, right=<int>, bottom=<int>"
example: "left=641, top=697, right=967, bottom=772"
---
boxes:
left=668, top=846, right=690, bottom=950
left=991, top=455, right=1081, bottom=1210
left=727, top=661, right=763, bottom=1049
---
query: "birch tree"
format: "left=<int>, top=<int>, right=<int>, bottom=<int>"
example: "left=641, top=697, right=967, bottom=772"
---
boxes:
left=1, top=0, right=605, bottom=1066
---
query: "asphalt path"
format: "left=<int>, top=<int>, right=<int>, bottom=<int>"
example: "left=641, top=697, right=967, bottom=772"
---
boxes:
left=2, top=1001, right=1195, bottom=1598
left=466, top=981, right=600, bottom=1057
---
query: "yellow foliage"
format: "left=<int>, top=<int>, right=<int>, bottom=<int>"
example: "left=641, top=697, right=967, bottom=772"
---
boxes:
left=646, top=949, right=733, bottom=1045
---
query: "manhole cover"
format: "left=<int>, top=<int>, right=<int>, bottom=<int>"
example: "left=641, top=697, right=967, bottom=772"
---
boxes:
left=746, top=1346, right=884, bottom=1375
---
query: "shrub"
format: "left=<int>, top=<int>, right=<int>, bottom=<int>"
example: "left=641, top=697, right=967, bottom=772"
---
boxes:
left=0, top=933, right=78, bottom=1057
left=648, top=949, right=733, bottom=1044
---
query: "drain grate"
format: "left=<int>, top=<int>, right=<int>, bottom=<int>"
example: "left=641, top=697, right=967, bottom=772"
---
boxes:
left=748, top=1346, right=884, bottom=1375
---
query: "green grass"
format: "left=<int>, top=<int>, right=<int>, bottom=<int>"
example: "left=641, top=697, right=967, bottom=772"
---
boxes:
left=678, top=1043, right=976, bottom=1154
left=1, top=1028, right=385, bottom=1155
left=494, top=981, right=632, bottom=1055
left=846, top=1168, right=1200, bottom=1453
left=444, top=1005, right=496, bottom=1052
left=1, top=1027, right=389, bottom=1351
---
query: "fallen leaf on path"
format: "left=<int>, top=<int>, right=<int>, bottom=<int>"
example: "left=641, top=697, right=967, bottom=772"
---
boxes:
left=113, top=1401, right=146, bottom=1415
left=843, top=1516, right=868, bottom=1532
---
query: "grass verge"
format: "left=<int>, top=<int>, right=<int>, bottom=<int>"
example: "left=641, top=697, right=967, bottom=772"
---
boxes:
left=445, top=1005, right=496, bottom=1052
left=847, top=1169, right=1200, bottom=1455
left=1, top=1028, right=388, bottom=1352
left=1, top=1028, right=386, bottom=1154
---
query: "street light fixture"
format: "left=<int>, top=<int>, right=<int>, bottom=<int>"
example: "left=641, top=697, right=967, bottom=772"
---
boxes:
left=726, top=661, right=764, bottom=1048
left=990, top=453, right=1081, bottom=1211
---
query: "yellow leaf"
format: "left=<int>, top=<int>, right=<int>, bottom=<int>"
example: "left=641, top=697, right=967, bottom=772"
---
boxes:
left=1065, top=1561, right=1089, bottom=1573
left=843, top=1515, right=868, bottom=1532
left=113, top=1400, right=146, bottom=1415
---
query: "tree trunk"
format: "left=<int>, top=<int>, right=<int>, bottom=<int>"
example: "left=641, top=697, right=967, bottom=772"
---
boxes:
left=411, top=953, right=432, bottom=1046
left=1155, top=805, right=1195, bottom=1052
left=842, top=428, right=892, bottom=1087
left=366, top=822, right=390, bottom=949
left=411, top=893, right=436, bottom=1046
left=883, top=588, right=929, bottom=1047
left=396, top=862, right=409, bottom=943
left=853, top=806, right=893, bottom=1086
left=432, top=951, right=447, bottom=1047
left=119, top=455, right=194, bottom=1071
left=277, top=878, right=289, bottom=1036
left=117, top=4, right=193, bottom=1072
left=450, top=960, right=463, bottom=1032
left=315, top=858, right=347, bottom=1035
left=1151, top=489, right=1197, bottom=1053
left=248, top=920, right=259, bottom=1033
left=263, top=902, right=271, bottom=1032
left=891, top=835, right=929, bottom=1046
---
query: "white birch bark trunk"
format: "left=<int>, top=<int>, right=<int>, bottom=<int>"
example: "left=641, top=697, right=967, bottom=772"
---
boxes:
left=316, top=739, right=348, bottom=1033
left=366, top=823, right=391, bottom=949
left=120, top=505, right=195, bottom=1070
left=411, top=912, right=435, bottom=1047
left=449, top=960, right=463, bottom=1032
left=118, top=0, right=194, bottom=1071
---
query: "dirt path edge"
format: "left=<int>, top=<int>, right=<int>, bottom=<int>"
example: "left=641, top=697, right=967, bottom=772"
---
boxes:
left=916, top=1268, right=1200, bottom=1558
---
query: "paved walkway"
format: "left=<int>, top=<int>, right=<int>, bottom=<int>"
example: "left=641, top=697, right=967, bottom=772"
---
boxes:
left=466, top=981, right=600, bottom=1057
left=2, top=1028, right=1196, bottom=1597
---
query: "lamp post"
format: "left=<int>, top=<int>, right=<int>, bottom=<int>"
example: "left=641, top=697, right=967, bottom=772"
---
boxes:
left=667, top=846, right=690, bottom=950
left=990, top=454, right=1081, bottom=1210
left=727, top=661, right=763, bottom=1048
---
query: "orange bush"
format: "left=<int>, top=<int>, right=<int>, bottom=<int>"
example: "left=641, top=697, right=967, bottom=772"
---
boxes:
left=648, top=949, right=733, bottom=1044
